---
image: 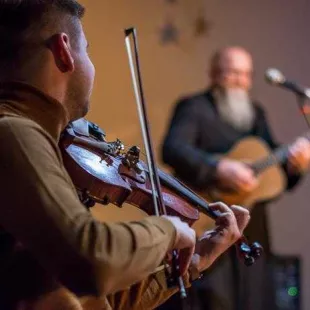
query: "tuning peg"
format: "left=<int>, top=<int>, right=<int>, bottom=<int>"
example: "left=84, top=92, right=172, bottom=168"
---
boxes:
left=250, top=242, right=264, bottom=260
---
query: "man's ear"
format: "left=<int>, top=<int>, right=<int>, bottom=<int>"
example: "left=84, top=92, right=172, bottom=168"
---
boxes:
left=46, top=33, right=75, bottom=73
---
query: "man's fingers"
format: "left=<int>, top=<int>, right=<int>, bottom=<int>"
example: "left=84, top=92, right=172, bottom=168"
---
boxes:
left=210, top=204, right=250, bottom=239
left=214, top=211, right=234, bottom=228
left=194, top=205, right=251, bottom=273
left=230, top=205, right=251, bottom=233
left=209, top=202, right=237, bottom=229
left=230, top=204, right=250, bottom=215
left=289, top=138, right=310, bottom=161
left=225, top=170, right=257, bottom=192
left=209, top=202, right=232, bottom=214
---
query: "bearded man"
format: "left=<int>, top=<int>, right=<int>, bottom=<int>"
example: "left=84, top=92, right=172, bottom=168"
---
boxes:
left=160, top=46, right=310, bottom=310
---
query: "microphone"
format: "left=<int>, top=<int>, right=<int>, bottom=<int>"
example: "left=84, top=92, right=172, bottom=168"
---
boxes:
left=265, top=68, right=310, bottom=99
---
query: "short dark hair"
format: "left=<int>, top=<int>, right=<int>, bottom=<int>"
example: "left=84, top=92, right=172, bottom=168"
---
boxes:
left=0, top=0, right=85, bottom=76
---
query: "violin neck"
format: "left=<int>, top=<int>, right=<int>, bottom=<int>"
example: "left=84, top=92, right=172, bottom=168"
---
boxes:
left=158, top=170, right=216, bottom=219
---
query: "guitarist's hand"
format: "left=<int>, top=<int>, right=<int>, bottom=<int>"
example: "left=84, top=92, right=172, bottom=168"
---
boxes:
left=288, top=137, right=310, bottom=173
left=216, top=159, right=258, bottom=193
left=190, top=202, right=250, bottom=273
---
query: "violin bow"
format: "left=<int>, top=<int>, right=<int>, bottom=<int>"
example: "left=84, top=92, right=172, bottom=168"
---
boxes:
left=124, top=27, right=187, bottom=299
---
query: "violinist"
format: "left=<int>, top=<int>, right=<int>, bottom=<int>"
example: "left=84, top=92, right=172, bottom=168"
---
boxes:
left=0, top=1, right=251, bottom=309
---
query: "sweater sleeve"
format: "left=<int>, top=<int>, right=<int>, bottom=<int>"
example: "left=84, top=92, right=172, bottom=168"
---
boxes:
left=0, top=116, right=176, bottom=297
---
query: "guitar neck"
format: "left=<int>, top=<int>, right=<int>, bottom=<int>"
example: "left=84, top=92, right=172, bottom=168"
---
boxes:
left=251, top=131, right=310, bottom=174
left=251, top=145, right=290, bottom=173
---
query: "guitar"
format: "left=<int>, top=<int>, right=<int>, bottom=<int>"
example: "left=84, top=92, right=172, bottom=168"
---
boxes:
left=192, top=135, right=307, bottom=235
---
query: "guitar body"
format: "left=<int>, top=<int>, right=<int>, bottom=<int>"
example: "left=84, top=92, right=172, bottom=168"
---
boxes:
left=193, top=137, right=287, bottom=236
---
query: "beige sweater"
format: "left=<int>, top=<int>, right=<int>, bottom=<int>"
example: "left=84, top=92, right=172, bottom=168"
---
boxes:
left=0, top=81, right=188, bottom=309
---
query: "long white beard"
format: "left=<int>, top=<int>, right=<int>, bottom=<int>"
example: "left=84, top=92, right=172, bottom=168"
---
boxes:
left=214, top=88, right=255, bottom=132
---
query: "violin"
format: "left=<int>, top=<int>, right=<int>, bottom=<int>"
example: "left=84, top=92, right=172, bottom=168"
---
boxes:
left=59, top=118, right=263, bottom=267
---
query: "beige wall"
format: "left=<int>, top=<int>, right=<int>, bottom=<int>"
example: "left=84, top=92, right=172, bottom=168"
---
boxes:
left=80, top=1, right=310, bottom=308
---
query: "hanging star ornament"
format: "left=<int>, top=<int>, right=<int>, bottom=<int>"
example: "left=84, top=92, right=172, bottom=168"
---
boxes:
left=194, top=16, right=212, bottom=37
left=159, top=21, right=179, bottom=45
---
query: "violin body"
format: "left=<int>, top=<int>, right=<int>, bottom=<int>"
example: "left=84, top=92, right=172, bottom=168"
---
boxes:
left=60, top=119, right=200, bottom=226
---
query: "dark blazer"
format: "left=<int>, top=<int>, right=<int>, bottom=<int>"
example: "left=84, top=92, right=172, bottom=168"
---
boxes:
left=162, top=89, right=300, bottom=191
